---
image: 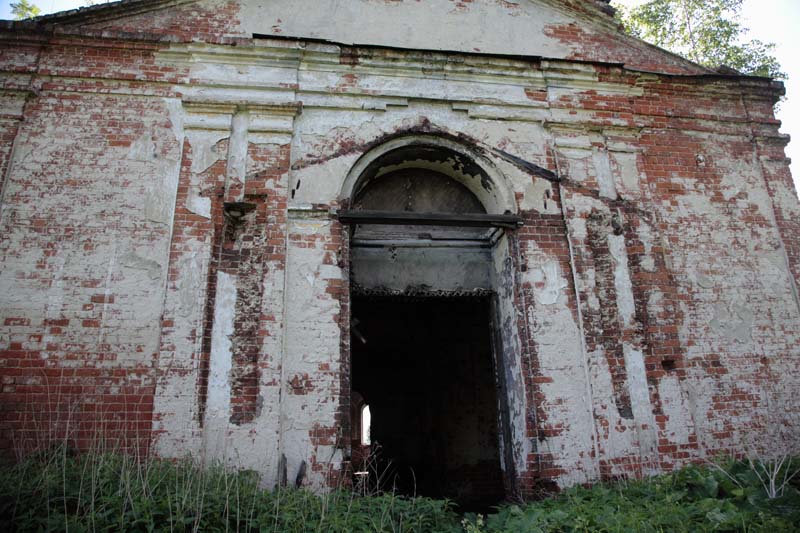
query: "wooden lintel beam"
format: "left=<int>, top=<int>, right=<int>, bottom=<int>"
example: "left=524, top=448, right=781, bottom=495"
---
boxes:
left=335, top=210, right=523, bottom=229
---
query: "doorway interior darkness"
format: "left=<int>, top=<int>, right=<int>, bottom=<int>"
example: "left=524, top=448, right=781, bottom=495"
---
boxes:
left=351, top=294, right=505, bottom=510
left=342, top=138, right=524, bottom=510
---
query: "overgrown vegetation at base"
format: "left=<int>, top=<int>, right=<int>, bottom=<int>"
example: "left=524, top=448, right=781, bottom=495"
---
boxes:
left=473, top=459, right=800, bottom=532
left=0, top=450, right=798, bottom=532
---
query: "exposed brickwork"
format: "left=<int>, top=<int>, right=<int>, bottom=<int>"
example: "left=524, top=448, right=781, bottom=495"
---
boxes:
left=44, top=0, right=245, bottom=45
left=543, top=23, right=707, bottom=75
left=0, top=86, right=182, bottom=455
left=514, top=198, right=585, bottom=494
left=0, top=0, right=797, bottom=500
left=225, top=142, right=290, bottom=424
left=0, top=102, right=25, bottom=197
left=585, top=210, right=634, bottom=419
left=185, top=138, right=228, bottom=425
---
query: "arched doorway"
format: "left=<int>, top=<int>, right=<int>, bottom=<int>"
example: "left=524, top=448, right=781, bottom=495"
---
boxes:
left=339, top=136, right=522, bottom=510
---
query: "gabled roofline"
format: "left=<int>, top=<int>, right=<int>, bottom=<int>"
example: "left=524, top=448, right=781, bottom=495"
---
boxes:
left=0, top=0, right=765, bottom=81
left=527, top=0, right=715, bottom=75
left=18, top=0, right=196, bottom=26
left=21, top=0, right=616, bottom=25
left=0, top=21, right=780, bottom=94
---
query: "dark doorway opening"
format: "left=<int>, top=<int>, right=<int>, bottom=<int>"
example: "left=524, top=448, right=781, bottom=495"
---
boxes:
left=351, top=294, right=505, bottom=511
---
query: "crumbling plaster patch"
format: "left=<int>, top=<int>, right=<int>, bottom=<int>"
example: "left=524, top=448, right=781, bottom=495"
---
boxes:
left=280, top=218, right=345, bottom=488
left=608, top=150, right=641, bottom=199
left=608, top=233, right=634, bottom=327
left=520, top=178, right=559, bottom=215
left=491, top=235, right=530, bottom=479
left=523, top=240, right=599, bottom=484
left=186, top=131, right=230, bottom=218
left=226, top=111, right=250, bottom=199
left=709, top=300, right=754, bottom=345
left=710, top=143, right=775, bottom=221
left=634, top=220, right=658, bottom=273
left=586, top=349, right=640, bottom=462
left=204, top=271, right=237, bottom=447
left=769, top=180, right=800, bottom=216
left=622, top=344, right=657, bottom=458
left=592, top=148, right=617, bottom=200
left=120, top=251, right=163, bottom=281
left=532, top=260, right=568, bottom=306
left=657, top=376, right=694, bottom=447
left=178, top=251, right=208, bottom=318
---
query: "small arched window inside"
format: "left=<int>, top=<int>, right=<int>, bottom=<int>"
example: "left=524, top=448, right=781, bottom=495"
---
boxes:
left=360, top=404, right=371, bottom=446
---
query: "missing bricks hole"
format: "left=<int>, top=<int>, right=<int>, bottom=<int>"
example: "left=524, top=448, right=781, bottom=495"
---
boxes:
left=611, top=214, right=624, bottom=236
left=224, top=201, right=257, bottom=219
left=661, top=359, right=676, bottom=372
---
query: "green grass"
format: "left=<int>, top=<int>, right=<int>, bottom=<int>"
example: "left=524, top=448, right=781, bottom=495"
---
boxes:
left=1, top=449, right=798, bottom=532
left=475, top=458, right=800, bottom=532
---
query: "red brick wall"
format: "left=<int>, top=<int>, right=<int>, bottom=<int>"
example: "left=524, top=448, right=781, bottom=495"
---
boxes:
left=0, top=89, right=182, bottom=456
left=80, top=0, right=244, bottom=44
left=0, top=9, right=797, bottom=494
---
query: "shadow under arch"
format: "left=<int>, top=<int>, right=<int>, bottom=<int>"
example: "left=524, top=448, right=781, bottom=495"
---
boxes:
left=339, top=134, right=518, bottom=215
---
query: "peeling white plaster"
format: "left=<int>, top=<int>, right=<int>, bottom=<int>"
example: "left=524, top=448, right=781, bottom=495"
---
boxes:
left=588, top=348, right=638, bottom=460
left=610, top=150, right=640, bottom=197
left=523, top=240, right=599, bottom=485
left=492, top=235, right=531, bottom=479
left=279, top=218, right=344, bottom=488
left=188, top=191, right=212, bottom=219
left=658, top=376, right=693, bottom=445
left=635, top=221, right=657, bottom=273
left=593, top=148, right=617, bottom=200
left=608, top=233, right=635, bottom=327
left=188, top=130, right=230, bottom=175
left=120, top=251, right=163, bottom=280
left=226, top=110, right=250, bottom=199
left=521, top=178, right=559, bottom=214
left=205, top=271, right=236, bottom=430
left=710, top=300, right=754, bottom=344
left=623, top=343, right=656, bottom=454
left=129, top=132, right=157, bottom=162
left=533, top=260, right=569, bottom=305
left=178, top=251, right=206, bottom=317
left=145, top=170, right=179, bottom=225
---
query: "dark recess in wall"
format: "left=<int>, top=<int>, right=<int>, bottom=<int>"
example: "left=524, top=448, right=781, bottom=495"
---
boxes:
left=351, top=295, right=504, bottom=511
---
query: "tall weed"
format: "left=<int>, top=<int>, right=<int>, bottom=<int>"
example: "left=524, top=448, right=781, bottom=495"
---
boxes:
left=1, top=451, right=798, bottom=532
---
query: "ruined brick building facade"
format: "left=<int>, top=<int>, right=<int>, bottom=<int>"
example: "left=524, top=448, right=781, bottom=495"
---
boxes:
left=1, top=0, right=799, bottom=506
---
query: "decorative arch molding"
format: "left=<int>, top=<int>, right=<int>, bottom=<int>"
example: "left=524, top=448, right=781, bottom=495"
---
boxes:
left=339, top=134, right=518, bottom=215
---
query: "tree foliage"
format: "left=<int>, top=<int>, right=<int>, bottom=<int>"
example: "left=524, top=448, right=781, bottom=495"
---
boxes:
left=614, top=0, right=784, bottom=78
left=10, top=0, right=40, bottom=20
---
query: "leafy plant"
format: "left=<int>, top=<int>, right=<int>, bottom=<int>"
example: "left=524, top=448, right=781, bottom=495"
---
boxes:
left=1, top=451, right=798, bottom=532
left=10, top=0, right=40, bottom=20
left=613, top=0, right=785, bottom=78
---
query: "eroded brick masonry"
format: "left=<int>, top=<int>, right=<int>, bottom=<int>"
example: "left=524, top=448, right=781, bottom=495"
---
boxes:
left=1, top=0, right=798, bottom=505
